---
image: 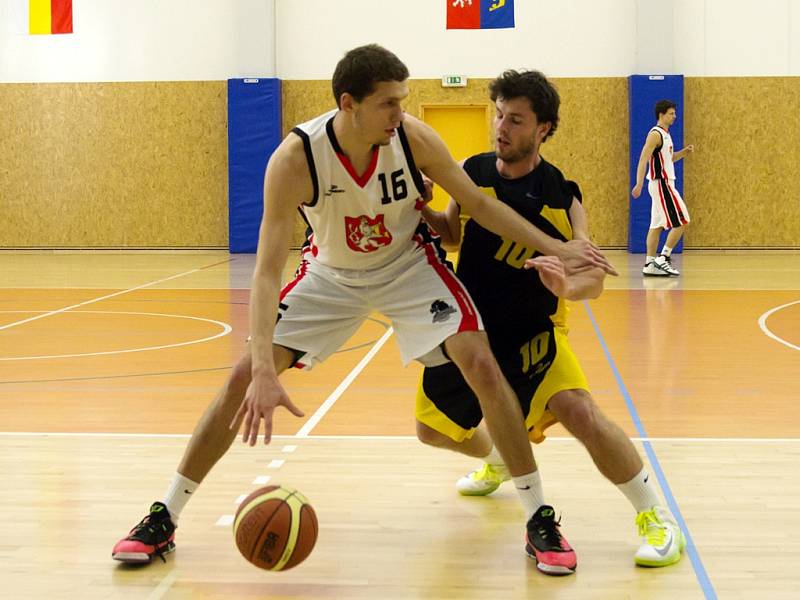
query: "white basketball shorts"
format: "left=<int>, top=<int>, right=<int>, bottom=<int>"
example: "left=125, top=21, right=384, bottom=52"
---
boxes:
left=648, top=178, right=690, bottom=230
left=273, top=243, right=483, bottom=370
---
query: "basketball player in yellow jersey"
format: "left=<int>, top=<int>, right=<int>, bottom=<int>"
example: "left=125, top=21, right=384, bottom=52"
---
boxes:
left=632, top=100, right=695, bottom=276
left=112, top=45, right=617, bottom=566
left=417, top=70, right=685, bottom=574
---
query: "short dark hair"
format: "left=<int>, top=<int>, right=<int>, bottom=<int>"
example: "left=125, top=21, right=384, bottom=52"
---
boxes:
left=654, top=99, right=677, bottom=120
left=331, top=44, right=409, bottom=108
left=489, top=70, right=560, bottom=141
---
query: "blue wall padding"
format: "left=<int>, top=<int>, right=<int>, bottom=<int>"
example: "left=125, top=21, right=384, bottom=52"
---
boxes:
left=227, top=78, right=282, bottom=253
left=628, top=75, right=684, bottom=253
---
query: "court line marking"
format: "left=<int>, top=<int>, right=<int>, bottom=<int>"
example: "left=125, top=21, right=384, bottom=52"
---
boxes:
left=1, top=431, right=799, bottom=442
left=584, top=301, right=717, bottom=600
left=146, top=570, right=179, bottom=600
left=0, top=318, right=389, bottom=383
left=757, top=300, right=800, bottom=351
left=0, top=310, right=232, bottom=361
left=294, top=327, right=395, bottom=438
left=0, top=261, right=227, bottom=333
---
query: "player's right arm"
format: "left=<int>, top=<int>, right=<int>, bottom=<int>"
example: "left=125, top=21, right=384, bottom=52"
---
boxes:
left=420, top=197, right=461, bottom=251
left=631, top=130, right=662, bottom=198
left=232, top=134, right=310, bottom=446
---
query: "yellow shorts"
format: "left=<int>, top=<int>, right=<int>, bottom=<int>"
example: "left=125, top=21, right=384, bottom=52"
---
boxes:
left=415, top=325, right=589, bottom=444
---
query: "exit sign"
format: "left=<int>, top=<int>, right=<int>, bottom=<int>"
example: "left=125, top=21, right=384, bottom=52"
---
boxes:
left=442, top=75, right=467, bottom=88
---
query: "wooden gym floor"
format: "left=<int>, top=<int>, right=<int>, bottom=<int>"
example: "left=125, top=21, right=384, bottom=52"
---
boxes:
left=0, top=250, right=798, bottom=599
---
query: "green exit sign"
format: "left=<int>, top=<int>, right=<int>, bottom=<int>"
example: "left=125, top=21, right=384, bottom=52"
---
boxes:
left=441, top=75, right=467, bottom=88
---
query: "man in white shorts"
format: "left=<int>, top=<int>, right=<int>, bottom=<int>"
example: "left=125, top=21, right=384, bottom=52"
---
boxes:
left=631, top=99, right=694, bottom=277
left=111, top=44, right=616, bottom=565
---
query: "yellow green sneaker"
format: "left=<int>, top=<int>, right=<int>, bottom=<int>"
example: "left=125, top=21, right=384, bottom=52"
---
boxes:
left=456, top=463, right=510, bottom=496
left=634, top=506, right=686, bottom=567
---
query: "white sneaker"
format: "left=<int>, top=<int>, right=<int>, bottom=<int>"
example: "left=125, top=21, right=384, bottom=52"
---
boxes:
left=456, top=463, right=510, bottom=496
left=634, top=506, right=686, bottom=567
left=643, top=260, right=669, bottom=277
left=654, top=255, right=680, bottom=276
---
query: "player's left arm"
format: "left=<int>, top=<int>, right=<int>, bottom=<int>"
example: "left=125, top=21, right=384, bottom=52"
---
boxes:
left=673, top=144, right=695, bottom=162
left=527, top=197, right=604, bottom=300
left=403, top=115, right=617, bottom=274
left=568, top=197, right=590, bottom=241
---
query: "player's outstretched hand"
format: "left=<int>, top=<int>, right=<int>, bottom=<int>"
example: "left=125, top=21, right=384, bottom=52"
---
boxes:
left=558, top=239, right=618, bottom=276
left=230, top=375, right=305, bottom=446
left=524, top=256, right=569, bottom=297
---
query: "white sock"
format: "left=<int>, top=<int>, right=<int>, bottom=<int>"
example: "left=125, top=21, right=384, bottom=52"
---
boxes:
left=483, top=445, right=504, bottom=466
left=163, top=473, right=200, bottom=522
left=646, top=255, right=655, bottom=265
left=661, top=245, right=673, bottom=257
left=512, top=471, right=545, bottom=521
left=616, top=468, right=661, bottom=513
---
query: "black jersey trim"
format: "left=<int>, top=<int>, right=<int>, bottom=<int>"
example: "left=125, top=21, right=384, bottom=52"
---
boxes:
left=325, top=116, right=343, bottom=154
left=397, top=122, right=426, bottom=197
left=291, top=127, right=320, bottom=207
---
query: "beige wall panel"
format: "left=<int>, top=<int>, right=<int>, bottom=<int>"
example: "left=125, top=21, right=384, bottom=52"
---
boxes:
left=540, top=78, right=630, bottom=247
left=5, top=77, right=795, bottom=250
left=0, top=82, right=228, bottom=248
left=282, top=77, right=629, bottom=248
left=685, top=77, right=800, bottom=247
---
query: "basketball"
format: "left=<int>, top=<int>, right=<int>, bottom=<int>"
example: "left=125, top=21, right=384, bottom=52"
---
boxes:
left=233, top=485, right=318, bottom=571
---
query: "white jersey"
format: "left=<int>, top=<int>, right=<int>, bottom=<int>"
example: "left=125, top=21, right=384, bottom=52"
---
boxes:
left=646, top=126, right=675, bottom=181
left=292, top=109, right=427, bottom=271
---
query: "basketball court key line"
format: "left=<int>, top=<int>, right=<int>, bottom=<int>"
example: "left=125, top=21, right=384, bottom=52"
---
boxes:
left=584, top=301, right=718, bottom=600
left=294, top=326, right=395, bottom=437
left=216, top=328, right=395, bottom=528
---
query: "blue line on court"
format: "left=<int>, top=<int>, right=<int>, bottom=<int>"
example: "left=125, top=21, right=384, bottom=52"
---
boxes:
left=583, top=301, right=717, bottom=600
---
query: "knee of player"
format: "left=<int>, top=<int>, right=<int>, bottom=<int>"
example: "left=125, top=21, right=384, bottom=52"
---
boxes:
left=550, top=391, right=600, bottom=437
left=415, top=420, right=447, bottom=447
left=457, top=349, right=502, bottom=383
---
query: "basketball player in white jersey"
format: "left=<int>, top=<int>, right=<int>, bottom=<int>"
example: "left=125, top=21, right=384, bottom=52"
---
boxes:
left=111, top=44, right=616, bottom=565
left=631, top=100, right=694, bottom=276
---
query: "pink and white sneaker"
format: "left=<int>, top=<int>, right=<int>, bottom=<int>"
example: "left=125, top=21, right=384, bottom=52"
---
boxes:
left=112, top=502, right=176, bottom=564
left=525, top=505, right=577, bottom=575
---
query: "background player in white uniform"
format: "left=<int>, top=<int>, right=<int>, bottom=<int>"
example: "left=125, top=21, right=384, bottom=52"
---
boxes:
left=632, top=100, right=695, bottom=276
left=111, top=44, right=617, bottom=565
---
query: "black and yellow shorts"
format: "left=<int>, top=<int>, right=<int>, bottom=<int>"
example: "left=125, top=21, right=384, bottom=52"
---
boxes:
left=415, top=326, right=589, bottom=444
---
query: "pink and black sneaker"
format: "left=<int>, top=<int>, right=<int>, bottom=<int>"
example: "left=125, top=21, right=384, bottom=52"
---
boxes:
left=112, top=502, right=176, bottom=564
left=525, top=505, right=577, bottom=575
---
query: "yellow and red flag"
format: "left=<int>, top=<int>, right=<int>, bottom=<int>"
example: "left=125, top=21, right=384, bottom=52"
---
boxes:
left=29, top=0, right=72, bottom=35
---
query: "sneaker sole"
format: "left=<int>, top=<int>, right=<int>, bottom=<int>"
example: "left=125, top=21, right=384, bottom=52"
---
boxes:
left=456, top=483, right=502, bottom=496
left=113, top=542, right=176, bottom=564
left=525, top=547, right=576, bottom=576
left=635, top=532, right=686, bottom=568
left=643, top=271, right=670, bottom=277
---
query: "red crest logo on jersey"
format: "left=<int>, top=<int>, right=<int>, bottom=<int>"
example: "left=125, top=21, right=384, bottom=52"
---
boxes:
left=345, top=214, right=393, bottom=253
